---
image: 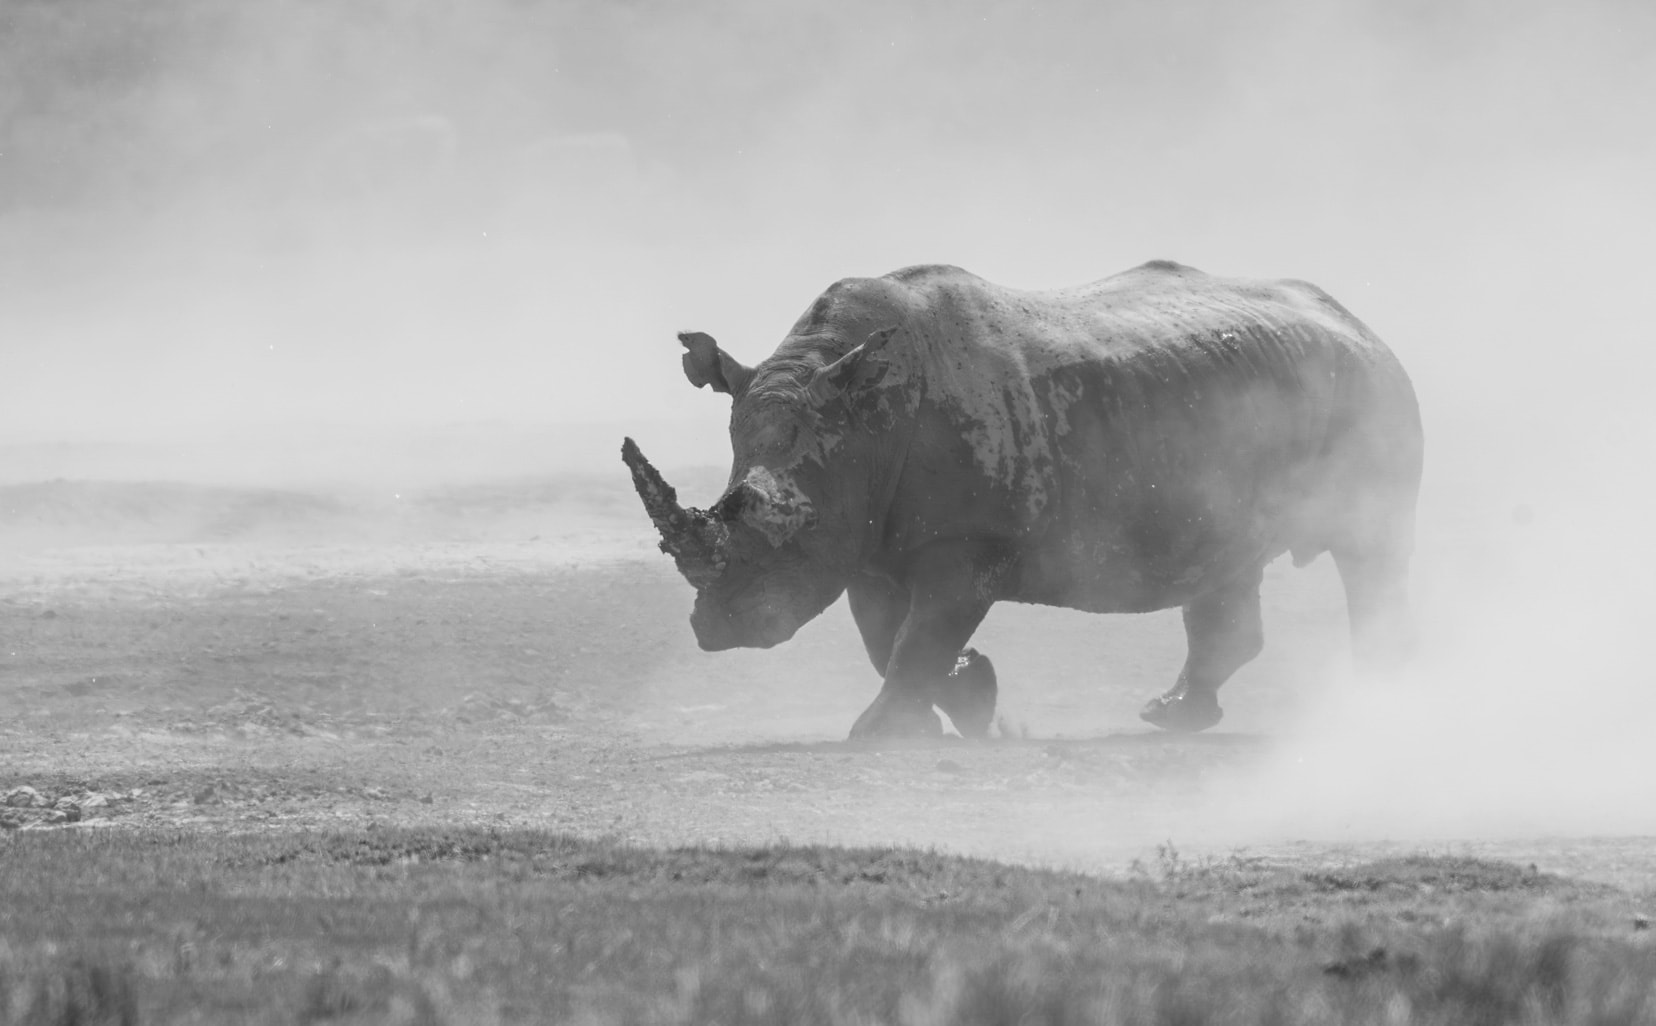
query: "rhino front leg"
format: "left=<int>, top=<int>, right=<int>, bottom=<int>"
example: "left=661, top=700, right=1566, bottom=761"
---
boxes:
left=937, top=648, right=998, bottom=739
left=848, top=574, right=998, bottom=739
left=848, top=544, right=999, bottom=740
left=847, top=573, right=908, bottom=677
left=1140, top=564, right=1264, bottom=733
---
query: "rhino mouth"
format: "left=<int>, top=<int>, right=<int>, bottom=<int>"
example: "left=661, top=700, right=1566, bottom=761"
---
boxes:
left=626, top=436, right=842, bottom=651
left=689, top=594, right=798, bottom=651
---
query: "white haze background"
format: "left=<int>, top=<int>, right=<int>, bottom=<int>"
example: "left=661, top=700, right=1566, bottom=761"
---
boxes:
left=3, top=0, right=1654, bottom=844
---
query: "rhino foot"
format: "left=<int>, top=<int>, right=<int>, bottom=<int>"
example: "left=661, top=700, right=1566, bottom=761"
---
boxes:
left=936, top=648, right=997, bottom=739
left=1139, top=688, right=1223, bottom=733
left=848, top=692, right=944, bottom=741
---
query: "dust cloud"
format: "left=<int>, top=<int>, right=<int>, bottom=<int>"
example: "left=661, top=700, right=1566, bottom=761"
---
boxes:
left=1210, top=507, right=1656, bottom=845
left=4, top=0, right=1654, bottom=845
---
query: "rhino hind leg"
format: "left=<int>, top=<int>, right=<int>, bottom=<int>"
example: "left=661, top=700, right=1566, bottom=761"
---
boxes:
left=1141, top=565, right=1265, bottom=733
left=1333, top=543, right=1413, bottom=677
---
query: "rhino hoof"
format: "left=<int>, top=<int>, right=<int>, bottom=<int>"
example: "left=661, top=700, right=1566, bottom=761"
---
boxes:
left=937, top=649, right=997, bottom=739
left=849, top=694, right=943, bottom=740
left=1139, top=690, right=1222, bottom=733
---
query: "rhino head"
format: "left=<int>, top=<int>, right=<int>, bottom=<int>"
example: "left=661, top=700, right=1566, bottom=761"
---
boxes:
left=623, top=326, right=900, bottom=650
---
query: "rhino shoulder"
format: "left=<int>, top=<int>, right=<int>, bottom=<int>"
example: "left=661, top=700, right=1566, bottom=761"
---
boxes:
left=1132, top=258, right=1202, bottom=276
left=881, top=263, right=975, bottom=286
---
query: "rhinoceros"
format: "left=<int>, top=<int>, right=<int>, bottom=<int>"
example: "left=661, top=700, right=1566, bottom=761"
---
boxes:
left=623, top=261, right=1422, bottom=738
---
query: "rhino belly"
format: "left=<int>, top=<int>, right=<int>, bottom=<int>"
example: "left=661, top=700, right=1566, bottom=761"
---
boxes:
left=1012, top=525, right=1281, bottom=614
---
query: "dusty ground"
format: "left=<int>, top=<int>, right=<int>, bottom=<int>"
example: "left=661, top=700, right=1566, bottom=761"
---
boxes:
left=3, top=475, right=1653, bottom=890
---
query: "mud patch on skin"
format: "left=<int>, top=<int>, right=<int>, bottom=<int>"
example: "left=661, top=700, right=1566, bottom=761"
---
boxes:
left=737, top=465, right=815, bottom=548
left=929, top=361, right=1060, bottom=522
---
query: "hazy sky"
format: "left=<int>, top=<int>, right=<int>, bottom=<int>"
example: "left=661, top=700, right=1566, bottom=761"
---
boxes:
left=1, top=0, right=1651, bottom=480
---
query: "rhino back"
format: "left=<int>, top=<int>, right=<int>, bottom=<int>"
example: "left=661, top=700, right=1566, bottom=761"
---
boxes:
left=872, top=262, right=1420, bottom=612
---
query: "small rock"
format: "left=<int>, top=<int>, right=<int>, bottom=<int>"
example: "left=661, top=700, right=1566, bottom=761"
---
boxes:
left=419, top=792, right=434, bottom=805
left=3, top=786, right=45, bottom=808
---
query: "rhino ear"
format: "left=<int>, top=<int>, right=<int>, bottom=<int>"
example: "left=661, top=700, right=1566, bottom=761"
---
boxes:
left=806, top=326, right=898, bottom=407
left=679, top=331, right=755, bottom=396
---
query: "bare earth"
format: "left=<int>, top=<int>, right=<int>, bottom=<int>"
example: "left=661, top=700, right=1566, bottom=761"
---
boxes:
left=3, top=477, right=1652, bottom=891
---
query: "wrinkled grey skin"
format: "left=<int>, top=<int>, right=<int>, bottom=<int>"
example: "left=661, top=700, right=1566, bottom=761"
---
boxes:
left=624, top=261, right=1422, bottom=739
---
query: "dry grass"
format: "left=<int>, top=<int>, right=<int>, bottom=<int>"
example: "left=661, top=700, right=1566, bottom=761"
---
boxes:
left=2, top=830, right=1652, bottom=1025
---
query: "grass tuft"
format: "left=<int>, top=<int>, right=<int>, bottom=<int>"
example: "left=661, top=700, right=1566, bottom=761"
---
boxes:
left=297, top=965, right=441, bottom=1025
left=3, top=829, right=1652, bottom=1025
left=1303, top=855, right=1559, bottom=895
left=2, top=959, right=140, bottom=1026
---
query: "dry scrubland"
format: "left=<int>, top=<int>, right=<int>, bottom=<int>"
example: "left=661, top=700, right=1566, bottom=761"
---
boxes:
left=3, top=476, right=1655, bottom=1025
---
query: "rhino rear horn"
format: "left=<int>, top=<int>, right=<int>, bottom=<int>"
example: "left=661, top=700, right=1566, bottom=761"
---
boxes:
left=807, top=325, right=899, bottom=406
left=620, top=437, right=728, bottom=587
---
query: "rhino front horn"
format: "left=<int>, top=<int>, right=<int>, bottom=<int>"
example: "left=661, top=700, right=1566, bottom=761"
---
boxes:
left=620, top=437, right=727, bottom=587
left=621, top=436, right=687, bottom=531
